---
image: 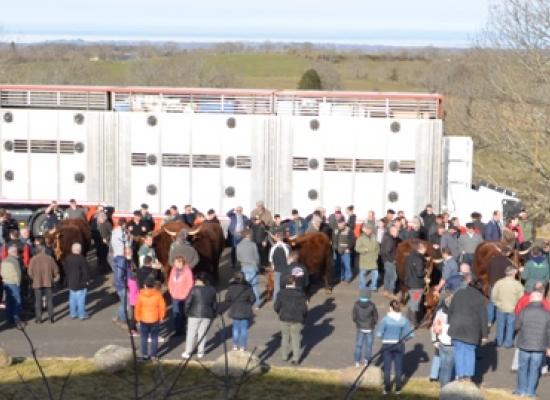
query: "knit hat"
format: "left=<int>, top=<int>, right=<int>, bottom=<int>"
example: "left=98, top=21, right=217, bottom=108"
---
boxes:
left=359, top=288, right=371, bottom=301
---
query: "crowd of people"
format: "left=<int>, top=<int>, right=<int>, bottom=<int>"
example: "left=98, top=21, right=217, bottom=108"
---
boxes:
left=2, top=199, right=550, bottom=397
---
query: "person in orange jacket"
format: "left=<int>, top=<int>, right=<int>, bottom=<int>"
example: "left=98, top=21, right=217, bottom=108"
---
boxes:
left=135, top=275, right=167, bottom=360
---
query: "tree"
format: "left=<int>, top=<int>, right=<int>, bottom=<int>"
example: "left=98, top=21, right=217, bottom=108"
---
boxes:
left=297, top=69, right=322, bottom=90
left=313, top=62, right=343, bottom=90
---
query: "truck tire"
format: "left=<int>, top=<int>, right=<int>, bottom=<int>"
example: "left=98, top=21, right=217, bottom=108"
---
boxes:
left=29, top=210, right=49, bottom=238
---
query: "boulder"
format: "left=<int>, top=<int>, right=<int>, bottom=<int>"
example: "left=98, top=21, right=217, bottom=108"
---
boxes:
left=440, top=380, right=484, bottom=400
left=211, top=350, right=267, bottom=377
left=94, top=345, right=134, bottom=373
left=0, top=347, right=12, bottom=368
left=340, top=366, right=383, bottom=388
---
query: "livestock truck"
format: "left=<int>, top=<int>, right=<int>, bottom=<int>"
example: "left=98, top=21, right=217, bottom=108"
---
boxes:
left=0, top=84, right=520, bottom=235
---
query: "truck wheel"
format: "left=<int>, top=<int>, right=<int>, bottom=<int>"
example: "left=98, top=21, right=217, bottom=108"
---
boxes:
left=30, top=210, right=49, bottom=238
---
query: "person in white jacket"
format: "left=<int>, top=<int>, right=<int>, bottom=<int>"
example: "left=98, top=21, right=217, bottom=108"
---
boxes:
left=431, top=294, right=455, bottom=387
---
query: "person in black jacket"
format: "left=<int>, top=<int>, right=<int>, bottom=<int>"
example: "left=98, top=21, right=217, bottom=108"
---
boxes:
left=225, top=271, right=256, bottom=351
left=137, top=256, right=164, bottom=289
left=62, top=243, right=90, bottom=320
left=405, top=240, right=427, bottom=325
left=381, top=225, right=399, bottom=297
left=514, top=291, right=550, bottom=397
left=284, top=250, right=310, bottom=295
left=448, top=280, right=488, bottom=381
left=182, top=273, right=217, bottom=359
left=274, top=275, right=307, bottom=365
left=352, top=288, right=378, bottom=367
left=419, top=204, right=436, bottom=240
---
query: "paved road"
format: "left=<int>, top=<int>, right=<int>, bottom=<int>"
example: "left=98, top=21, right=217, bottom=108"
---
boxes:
left=1, top=251, right=548, bottom=397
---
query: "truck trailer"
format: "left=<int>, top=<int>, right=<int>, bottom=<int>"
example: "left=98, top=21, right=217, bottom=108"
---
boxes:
left=0, top=84, right=519, bottom=234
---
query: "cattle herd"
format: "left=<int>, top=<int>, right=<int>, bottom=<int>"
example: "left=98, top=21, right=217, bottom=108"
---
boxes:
left=41, top=208, right=537, bottom=330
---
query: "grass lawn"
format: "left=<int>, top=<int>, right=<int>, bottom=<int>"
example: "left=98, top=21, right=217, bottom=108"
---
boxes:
left=0, top=358, right=518, bottom=400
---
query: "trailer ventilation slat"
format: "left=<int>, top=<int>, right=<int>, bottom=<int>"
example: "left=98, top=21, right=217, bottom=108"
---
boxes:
left=355, top=159, right=385, bottom=173
left=131, top=153, right=147, bottom=166
left=30, top=140, right=57, bottom=154
left=236, top=156, right=252, bottom=169
left=399, top=160, right=416, bottom=174
left=162, top=153, right=190, bottom=167
left=192, top=155, right=221, bottom=168
left=293, top=157, right=309, bottom=171
left=324, top=158, right=353, bottom=172
left=60, top=140, right=75, bottom=154
left=14, top=139, right=29, bottom=153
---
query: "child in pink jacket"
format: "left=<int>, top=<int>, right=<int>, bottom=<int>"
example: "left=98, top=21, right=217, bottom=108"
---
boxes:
left=168, top=256, right=194, bottom=336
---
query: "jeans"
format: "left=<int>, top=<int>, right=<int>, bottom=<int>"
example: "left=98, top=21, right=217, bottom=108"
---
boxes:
left=241, top=265, right=261, bottom=307
left=359, top=269, right=378, bottom=291
left=232, top=319, right=249, bottom=349
left=439, top=344, right=455, bottom=387
left=354, top=330, right=373, bottom=363
left=69, top=288, right=88, bottom=319
left=230, top=234, right=243, bottom=267
left=516, top=349, right=544, bottom=397
left=140, top=322, right=160, bottom=358
left=171, top=299, right=186, bottom=335
left=281, top=321, right=302, bottom=363
left=408, top=289, right=423, bottom=313
left=334, top=252, right=352, bottom=282
left=453, top=339, right=476, bottom=378
left=4, top=283, right=21, bottom=323
left=496, top=310, right=515, bottom=347
left=116, top=288, right=127, bottom=322
left=487, top=286, right=496, bottom=326
left=430, top=353, right=440, bottom=380
left=273, top=271, right=282, bottom=301
left=383, top=261, right=397, bottom=293
left=185, top=317, right=211, bottom=355
left=382, top=343, right=404, bottom=392
left=34, top=287, right=53, bottom=321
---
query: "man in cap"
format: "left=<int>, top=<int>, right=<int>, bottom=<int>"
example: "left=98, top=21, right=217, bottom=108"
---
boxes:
left=169, top=229, right=199, bottom=270
left=458, top=222, right=482, bottom=266
left=332, top=216, right=355, bottom=283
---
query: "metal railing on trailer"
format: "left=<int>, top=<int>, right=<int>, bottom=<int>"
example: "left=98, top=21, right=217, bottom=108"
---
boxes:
left=0, top=85, right=443, bottom=119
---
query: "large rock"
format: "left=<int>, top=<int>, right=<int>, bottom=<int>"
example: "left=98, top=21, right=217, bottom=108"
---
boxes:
left=94, top=345, right=134, bottom=373
left=340, top=366, right=383, bottom=388
left=0, top=347, right=12, bottom=368
left=440, top=380, right=484, bottom=400
left=211, top=350, right=267, bottom=377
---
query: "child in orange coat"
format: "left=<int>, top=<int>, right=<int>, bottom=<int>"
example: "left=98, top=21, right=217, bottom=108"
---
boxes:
left=135, top=276, right=167, bottom=360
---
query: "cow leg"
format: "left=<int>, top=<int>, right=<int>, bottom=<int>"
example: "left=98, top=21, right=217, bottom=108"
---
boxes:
left=265, top=270, right=274, bottom=301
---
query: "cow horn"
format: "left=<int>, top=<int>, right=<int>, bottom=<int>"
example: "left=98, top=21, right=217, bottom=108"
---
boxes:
left=518, top=246, right=533, bottom=256
left=163, top=228, right=178, bottom=236
left=188, top=225, right=202, bottom=236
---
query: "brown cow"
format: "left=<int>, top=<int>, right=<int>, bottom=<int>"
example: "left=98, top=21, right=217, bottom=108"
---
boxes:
left=472, top=240, right=529, bottom=298
left=395, top=239, right=442, bottom=327
left=153, top=220, right=225, bottom=282
left=264, top=232, right=333, bottom=300
left=44, top=218, right=92, bottom=261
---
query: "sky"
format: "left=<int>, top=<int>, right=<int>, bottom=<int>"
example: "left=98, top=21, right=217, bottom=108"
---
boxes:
left=1, top=0, right=490, bottom=47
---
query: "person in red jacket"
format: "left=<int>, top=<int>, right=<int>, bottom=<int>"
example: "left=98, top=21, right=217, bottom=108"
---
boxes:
left=168, top=256, right=194, bottom=336
left=135, top=276, right=166, bottom=361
